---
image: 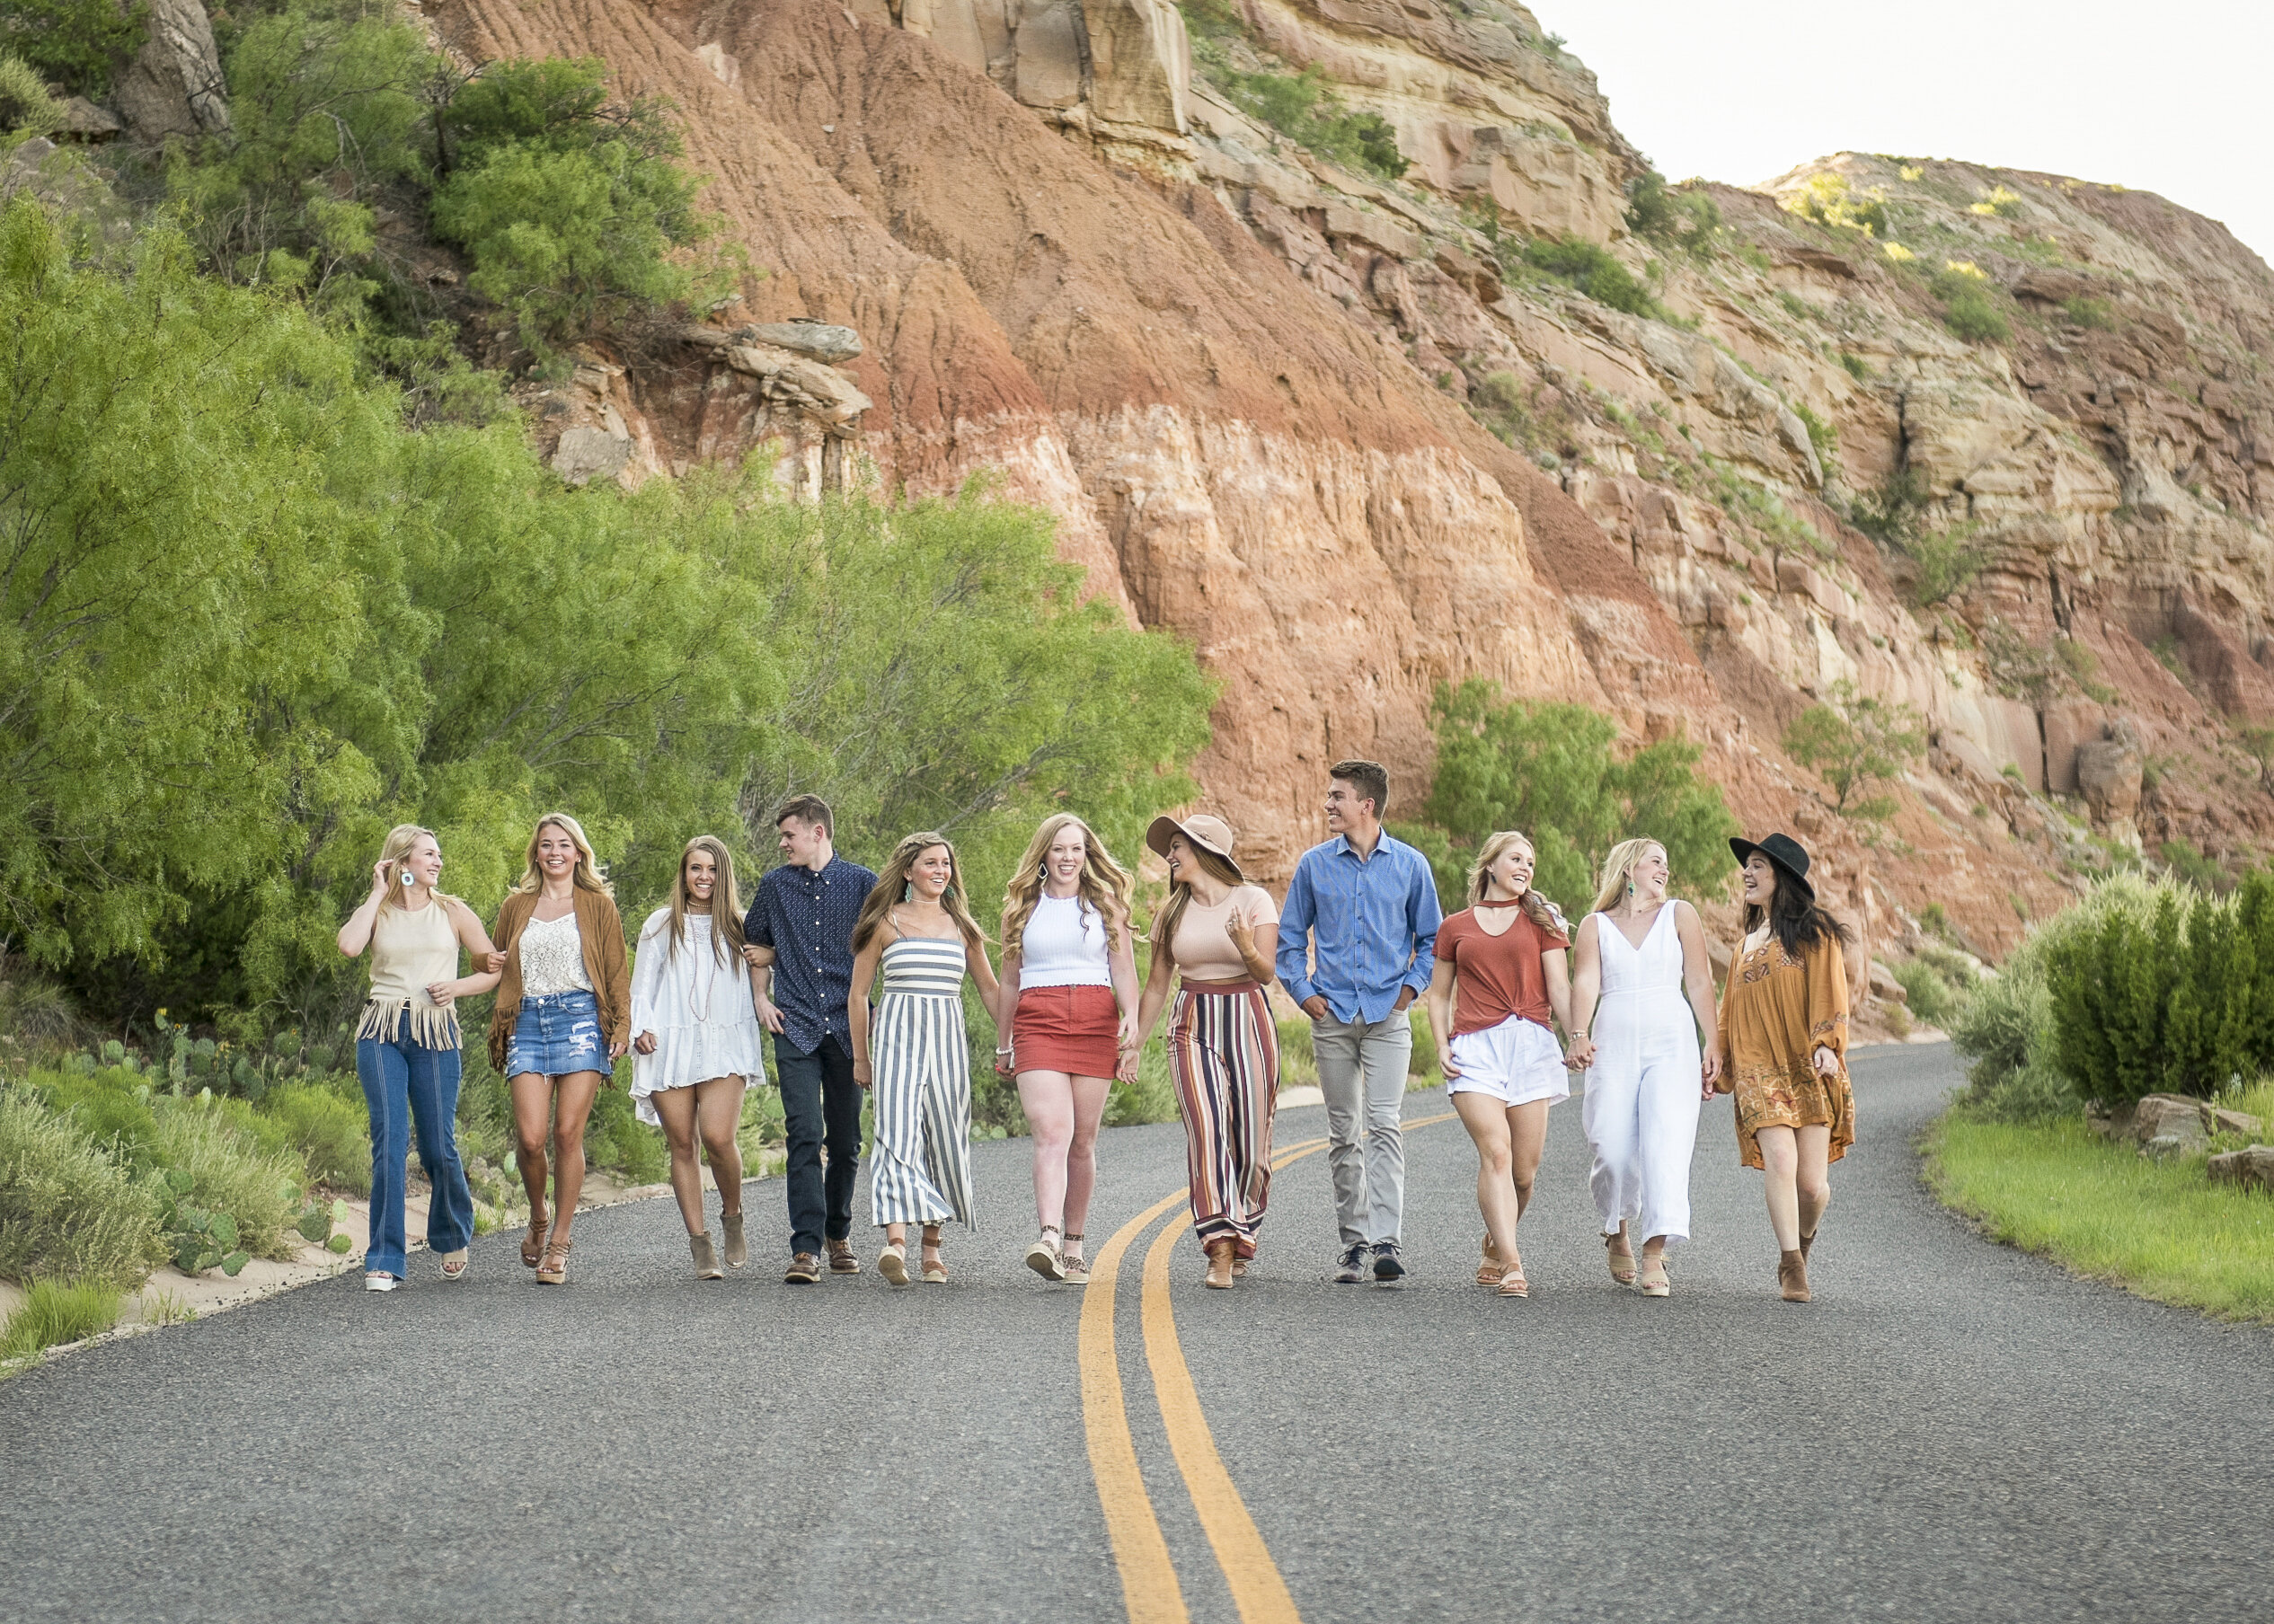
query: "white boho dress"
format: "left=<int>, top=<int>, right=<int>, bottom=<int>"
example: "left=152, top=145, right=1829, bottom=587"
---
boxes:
left=867, top=932, right=978, bottom=1230
left=627, top=910, right=766, bottom=1126
left=1580, top=904, right=1704, bottom=1247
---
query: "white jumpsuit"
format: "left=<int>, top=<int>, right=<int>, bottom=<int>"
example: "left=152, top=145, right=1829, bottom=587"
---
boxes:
left=1581, top=904, right=1703, bottom=1246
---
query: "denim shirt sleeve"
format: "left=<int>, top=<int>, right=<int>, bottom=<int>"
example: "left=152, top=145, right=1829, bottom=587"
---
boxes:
left=1402, top=852, right=1443, bottom=995
left=1275, top=855, right=1318, bottom=1006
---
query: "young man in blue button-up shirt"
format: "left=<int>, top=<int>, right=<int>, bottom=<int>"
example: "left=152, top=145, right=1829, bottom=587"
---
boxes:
left=742, top=795, right=877, bottom=1284
left=1275, top=760, right=1443, bottom=1284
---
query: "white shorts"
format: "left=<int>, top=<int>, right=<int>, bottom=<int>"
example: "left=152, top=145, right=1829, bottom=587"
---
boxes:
left=1447, top=1014, right=1571, bottom=1107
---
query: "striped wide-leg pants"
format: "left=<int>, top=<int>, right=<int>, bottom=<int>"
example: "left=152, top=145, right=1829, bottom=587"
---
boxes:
left=868, top=991, right=977, bottom=1230
left=1166, top=984, right=1279, bottom=1258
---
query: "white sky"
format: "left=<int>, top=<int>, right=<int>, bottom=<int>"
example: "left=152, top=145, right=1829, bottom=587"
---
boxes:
left=1552, top=2, right=2274, bottom=266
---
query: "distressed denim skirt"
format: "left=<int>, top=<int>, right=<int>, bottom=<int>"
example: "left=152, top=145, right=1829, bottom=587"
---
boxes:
left=506, top=989, right=608, bottom=1078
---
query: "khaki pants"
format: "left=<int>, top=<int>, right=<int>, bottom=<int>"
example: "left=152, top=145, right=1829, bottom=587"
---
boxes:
left=1313, top=1013, right=1412, bottom=1247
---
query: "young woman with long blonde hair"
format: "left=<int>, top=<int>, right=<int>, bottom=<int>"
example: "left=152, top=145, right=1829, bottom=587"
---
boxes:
left=848, top=832, right=1004, bottom=1285
left=473, top=813, right=632, bottom=1285
left=1564, top=838, right=1721, bottom=1297
left=1128, top=814, right=1280, bottom=1289
left=996, top=813, right=1140, bottom=1283
left=336, top=824, right=500, bottom=1292
left=630, top=836, right=766, bottom=1279
left=1421, top=830, right=1577, bottom=1298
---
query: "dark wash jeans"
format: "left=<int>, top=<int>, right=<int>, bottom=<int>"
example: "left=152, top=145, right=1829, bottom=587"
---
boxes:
left=774, top=1034, right=863, bottom=1257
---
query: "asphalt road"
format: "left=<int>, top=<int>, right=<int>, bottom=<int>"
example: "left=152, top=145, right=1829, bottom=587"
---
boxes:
left=4, top=1043, right=2270, bottom=1623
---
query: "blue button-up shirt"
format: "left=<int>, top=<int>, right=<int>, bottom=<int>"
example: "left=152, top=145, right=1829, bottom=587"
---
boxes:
left=1274, top=832, right=1442, bottom=1023
left=743, top=856, right=878, bottom=1055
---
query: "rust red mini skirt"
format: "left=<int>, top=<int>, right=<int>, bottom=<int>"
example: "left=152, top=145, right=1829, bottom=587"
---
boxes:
left=1013, top=984, right=1119, bottom=1078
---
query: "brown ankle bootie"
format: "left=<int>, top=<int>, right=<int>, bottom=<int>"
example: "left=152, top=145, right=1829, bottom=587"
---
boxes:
left=1204, top=1239, right=1236, bottom=1289
left=691, top=1231, right=724, bottom=1281
left=721, top=1211, right=747, bottom=1269
left=1778, top=1249, right=1811, bottom=1302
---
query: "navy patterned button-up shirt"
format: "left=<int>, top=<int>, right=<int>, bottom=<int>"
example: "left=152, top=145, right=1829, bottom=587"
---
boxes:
left=744, top=856, right=878, bottom=1055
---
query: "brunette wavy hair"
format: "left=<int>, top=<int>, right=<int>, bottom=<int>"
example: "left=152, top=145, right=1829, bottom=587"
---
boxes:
left=851, top=831, right=987, bottom=954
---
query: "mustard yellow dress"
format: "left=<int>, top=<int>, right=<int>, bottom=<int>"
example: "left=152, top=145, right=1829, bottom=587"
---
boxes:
left=1716, top=931, right=1854, bottom=1170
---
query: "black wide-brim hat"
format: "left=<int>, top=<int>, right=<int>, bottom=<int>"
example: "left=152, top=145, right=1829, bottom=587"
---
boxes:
left=1729, top=831, right=1815, bottom=904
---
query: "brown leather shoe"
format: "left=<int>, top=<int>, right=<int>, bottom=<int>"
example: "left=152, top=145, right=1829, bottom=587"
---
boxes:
left=827, top=1238, right=860, bottom=1274
left=1778, top=1249, right=1811, bottom=1302
left=1204, top=1238, right=1236, bottom=1289
left=783, top=1251, right=822, bottom=1284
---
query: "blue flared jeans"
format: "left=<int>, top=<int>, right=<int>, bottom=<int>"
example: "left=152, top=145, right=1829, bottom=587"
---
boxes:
left=356, top=1030, right=476, bottom=1277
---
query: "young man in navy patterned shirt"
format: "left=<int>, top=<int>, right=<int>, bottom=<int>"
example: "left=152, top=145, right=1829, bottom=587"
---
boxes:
left=743, top=795, right=878, bottom=1283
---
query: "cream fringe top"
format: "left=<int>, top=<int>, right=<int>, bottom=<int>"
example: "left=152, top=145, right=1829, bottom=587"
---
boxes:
left=355, top=898, right=463, bottom=1049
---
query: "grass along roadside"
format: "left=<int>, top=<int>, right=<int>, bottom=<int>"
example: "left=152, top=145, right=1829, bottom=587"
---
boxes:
left=1922, top=1110, right=2274, bottom=1321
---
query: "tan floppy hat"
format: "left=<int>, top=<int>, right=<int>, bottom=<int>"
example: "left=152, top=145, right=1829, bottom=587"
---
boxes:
left=1145, top=813, right=1243, bottom=880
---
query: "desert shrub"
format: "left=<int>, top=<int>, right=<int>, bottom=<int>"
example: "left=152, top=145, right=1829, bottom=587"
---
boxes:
left=0, top=1277, right=121, bottom=1360
left=1780, top=172, right=1889, bottom=237
left=0, top=1, right=144, bottom=100
left=1892, top=944, right=1977, bottom=1029
left=1792, top=402, right=1837, bottom=472
left=0, top=49, right=60, bottom=136
left=1625, top=172, right=1721, bottom=258
left=31, top=1067, right=160, bottom=1167
left=1930, top=268, right=2010, bottom=343
left=1402, top=679, right=1739, bottom=915
left=2062, top=296, right=2115, bottom=330
left=1181, top=3, right=1406, bottom=180
left=261, top=1082, right=371, bottom=1195
left=2031, top=870, right=2274, bottom=1106
left=0, top=1089, right=164, bottom=1289
left=1781, top=681, right=1925, bottom=821
left=583, top=1081, right=668, bottom=1186
left=1405, top=1007, right=1438, bottom=1083
left=430, top=110, right=711, bottom=366
left=0, top=961, right=86, bottom=1055
left=2160, top=838, right=2229, bottom=893
left=143, top=1104, right=302, bottom=1261
left=1276, top=1017, right=1318, bottom=1088
left=1521, top=234, right=1662, bottom=320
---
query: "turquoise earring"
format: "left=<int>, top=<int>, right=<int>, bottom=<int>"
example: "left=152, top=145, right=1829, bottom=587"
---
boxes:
left=902, top=881, right=913, bottom=902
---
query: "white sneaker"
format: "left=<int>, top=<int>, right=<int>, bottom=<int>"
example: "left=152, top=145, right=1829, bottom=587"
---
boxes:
left=364, top=1272, right=400, bottom=1293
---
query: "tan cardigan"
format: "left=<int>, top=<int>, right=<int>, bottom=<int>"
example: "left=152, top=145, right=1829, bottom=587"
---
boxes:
left=486, top=886, right=633, bottom=1072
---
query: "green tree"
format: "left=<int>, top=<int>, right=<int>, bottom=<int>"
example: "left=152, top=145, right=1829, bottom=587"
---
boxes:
left=730, top=478, right=1217, bottom=891
left=431, top=135, right=707, bottom=362
left=0, top=193, right=1216, bottom=1034
left=0, top=200, right=401, bottom=972
left=1781, top=681, right=1924, bottom=819
left=1406, top=680, right=1739, bottom=914
left=0, top=1, right=146, bottom=100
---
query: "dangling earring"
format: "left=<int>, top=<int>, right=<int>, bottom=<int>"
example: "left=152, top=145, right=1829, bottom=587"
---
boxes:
left=1627, top=880, right=1635, bottom=897
left=1039, top=863, right=1049, bottom=881
left=902, top=881, right=913, bottom=902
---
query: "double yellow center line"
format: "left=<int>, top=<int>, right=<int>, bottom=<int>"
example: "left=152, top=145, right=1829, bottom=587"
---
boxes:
left=1079, top=1115, right=1457, bottom=1623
